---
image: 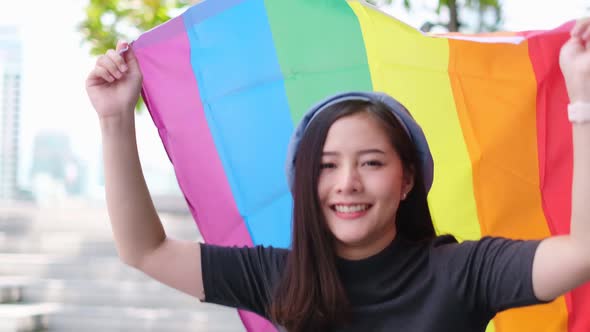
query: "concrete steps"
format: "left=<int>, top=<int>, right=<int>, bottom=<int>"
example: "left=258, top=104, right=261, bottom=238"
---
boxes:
left=0, top=303, right=242, bottom=332
left=47, top=304, right=241, bottom=332
left=0, top=200, right=247, bottom=331
left=0, top=254, right=150, bottom=281
left=0, top=276, right=201, bottom=308
left=0, top=278, right=24, bottom=304
left=0, top=303, right=57, bottom=332
left=0, top=232, right=118, bottom=256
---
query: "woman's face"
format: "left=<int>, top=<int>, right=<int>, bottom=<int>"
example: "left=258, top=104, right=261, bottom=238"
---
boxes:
left=317, top=112, right=414, bottom=260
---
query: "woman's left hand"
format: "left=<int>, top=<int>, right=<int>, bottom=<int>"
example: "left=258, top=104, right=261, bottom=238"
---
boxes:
left=560, top=18, right=590, bottom=104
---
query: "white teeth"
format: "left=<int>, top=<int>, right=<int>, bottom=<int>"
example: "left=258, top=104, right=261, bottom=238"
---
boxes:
left=334, top=204, right=369, bottom=213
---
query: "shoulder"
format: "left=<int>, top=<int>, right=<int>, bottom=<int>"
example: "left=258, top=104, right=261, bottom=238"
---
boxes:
left=201, top=242, right=289, bottom=261
left=198, top=244, right=290, bottom=315
left=199, top=244, right=290, bottom=295
left=430, top=234, right=540, bottom=251
left=428, top=235, right=542, bottom=269
left=431, top=234, right=459, bottom=248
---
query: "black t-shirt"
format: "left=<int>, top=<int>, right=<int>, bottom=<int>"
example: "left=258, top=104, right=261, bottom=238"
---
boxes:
left=200, top=235, right=548, bottom=332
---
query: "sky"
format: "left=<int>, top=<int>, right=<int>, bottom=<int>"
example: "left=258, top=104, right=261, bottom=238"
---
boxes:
left=0, top=0, right=179, bottom=196
left=0, top=0, right=588, bottom=197
left=381, top=0, right=589, bottom=31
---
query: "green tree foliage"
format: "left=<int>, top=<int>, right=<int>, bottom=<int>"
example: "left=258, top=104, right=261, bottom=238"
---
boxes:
left=79, top=0, right=196, bottom=56
left=367, top=0, right=502, bottom=32
left=79, top=0, right=198, bottom=110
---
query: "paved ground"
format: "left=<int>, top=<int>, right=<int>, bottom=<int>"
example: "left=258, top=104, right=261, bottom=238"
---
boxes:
left=0, top=198, right=248, bottom=331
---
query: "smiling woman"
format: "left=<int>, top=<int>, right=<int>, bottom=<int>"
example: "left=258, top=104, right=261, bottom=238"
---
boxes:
left=300, top=97, right=431, bottom=261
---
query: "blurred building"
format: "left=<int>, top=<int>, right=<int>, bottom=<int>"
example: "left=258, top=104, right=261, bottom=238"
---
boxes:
left=0, top=26, right=22, bottom=200
left=30, top=131, right=87, bottom=203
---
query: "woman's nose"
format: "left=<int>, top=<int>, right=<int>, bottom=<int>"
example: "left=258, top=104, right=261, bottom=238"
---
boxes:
left=336, top=166, right=362, bottom=194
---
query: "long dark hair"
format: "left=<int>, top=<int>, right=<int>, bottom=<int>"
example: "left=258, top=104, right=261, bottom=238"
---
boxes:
left=269, top=100, right=436, bottom=331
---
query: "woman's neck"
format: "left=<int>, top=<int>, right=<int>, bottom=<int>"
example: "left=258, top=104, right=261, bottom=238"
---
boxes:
left=335, top=227, right=397, bottom=260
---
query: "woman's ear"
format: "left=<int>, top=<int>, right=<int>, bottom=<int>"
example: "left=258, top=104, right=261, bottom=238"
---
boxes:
left=402, top=165, right=415, bottom=200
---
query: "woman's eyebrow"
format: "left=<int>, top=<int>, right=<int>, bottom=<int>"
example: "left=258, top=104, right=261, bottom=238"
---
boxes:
left=357, top=149, right=386, bottom=155
left=322, top=149, right=386, bottom=156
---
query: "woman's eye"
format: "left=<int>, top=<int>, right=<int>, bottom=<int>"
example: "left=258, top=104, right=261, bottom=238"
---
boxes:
left=320, top=163, right=336, bottom=169
left=363, top=160, right=383, bottom=167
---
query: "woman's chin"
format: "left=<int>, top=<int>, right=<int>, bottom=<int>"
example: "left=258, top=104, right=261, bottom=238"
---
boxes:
left=332, top=228, right=396, bottom=259
left=333, top=233, right=368, bottom=251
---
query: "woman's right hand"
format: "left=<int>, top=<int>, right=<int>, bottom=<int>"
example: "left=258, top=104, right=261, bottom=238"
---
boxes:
left=560, top=18, right=590, bottom=104
left=86, top=41, right=143, bottom=119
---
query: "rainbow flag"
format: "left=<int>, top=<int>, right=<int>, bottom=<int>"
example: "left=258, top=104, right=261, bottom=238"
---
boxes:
left=132, top=1, right=588, bottom=331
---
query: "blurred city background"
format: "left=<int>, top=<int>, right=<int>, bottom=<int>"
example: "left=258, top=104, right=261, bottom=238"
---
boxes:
left=0, top=0, right=588, bottom=331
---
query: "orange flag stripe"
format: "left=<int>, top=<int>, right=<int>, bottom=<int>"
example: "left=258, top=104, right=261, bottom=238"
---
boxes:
left=448, top=39, right=569, bottom=332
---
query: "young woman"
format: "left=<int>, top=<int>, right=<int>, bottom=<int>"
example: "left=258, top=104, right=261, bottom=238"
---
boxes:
left=85, top=18, right=590, bottom=331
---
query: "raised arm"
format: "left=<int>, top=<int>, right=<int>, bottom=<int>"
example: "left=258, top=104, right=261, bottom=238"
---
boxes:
left=532, top=18, right=590, bottom=301
left=85, top=42, right=205, bottom=300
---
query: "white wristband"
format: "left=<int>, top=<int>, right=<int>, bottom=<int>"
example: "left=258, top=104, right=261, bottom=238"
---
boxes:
left=568, top=103, right=590, bottom=123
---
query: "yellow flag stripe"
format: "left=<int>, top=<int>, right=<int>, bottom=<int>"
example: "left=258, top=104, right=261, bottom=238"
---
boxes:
left=348, top=2, right=482, bottom=241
